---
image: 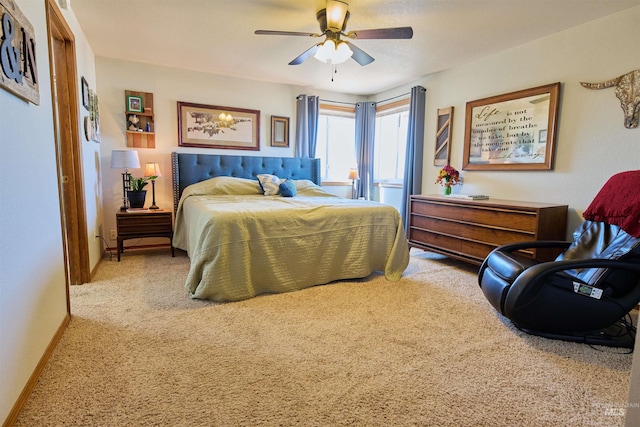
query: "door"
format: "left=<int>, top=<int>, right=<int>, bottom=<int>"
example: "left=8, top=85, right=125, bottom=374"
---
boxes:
left=46, top=0, right=90, bottom=305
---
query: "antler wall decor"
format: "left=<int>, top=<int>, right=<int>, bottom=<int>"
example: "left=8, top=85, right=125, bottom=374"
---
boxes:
left=580, top=69, right=640, bottom=129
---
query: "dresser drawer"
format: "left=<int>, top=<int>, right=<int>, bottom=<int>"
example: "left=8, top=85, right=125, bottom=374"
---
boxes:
left=411, top=200, right=537, bottom=232
left=409, top=195, right=567, bottom=265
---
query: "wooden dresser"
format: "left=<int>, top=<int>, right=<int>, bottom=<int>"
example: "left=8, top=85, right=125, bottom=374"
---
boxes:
left=408, top=195, right=568, bottom=265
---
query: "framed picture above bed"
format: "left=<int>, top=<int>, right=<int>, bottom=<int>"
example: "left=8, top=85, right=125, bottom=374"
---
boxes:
left=177, top=101, right=260, bottom=150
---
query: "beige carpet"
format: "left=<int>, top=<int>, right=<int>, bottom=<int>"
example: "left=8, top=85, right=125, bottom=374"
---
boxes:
left=15, top=248, right=634, bottom=426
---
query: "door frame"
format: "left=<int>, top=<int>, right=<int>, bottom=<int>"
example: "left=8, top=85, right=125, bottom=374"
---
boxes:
left=46, top=0, right=90, bottom=304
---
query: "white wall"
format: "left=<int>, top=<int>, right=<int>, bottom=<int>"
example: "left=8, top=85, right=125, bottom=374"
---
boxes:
left=376, top=7, right=640, bottom=236
left=0, top=0, right=100, bottom=422
left=95, top=58, right=361, bottom=247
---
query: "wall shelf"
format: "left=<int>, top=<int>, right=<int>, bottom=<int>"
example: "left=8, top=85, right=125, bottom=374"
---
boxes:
left=125, top=90, right=155, bottom=148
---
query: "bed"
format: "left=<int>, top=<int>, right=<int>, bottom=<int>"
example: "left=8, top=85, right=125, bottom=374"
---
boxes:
left=171, top=152, right=410, bottom=302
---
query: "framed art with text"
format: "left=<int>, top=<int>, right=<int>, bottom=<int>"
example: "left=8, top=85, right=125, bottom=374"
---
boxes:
left=178, top=101, right=260, bottom=150
left=462, top=82, right=561, bottom=170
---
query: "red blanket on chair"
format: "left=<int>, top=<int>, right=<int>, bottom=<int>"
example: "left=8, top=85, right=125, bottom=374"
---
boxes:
left=583, top=170, right=640, bottom=238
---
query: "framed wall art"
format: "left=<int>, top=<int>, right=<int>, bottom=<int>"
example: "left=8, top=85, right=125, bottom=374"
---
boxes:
left=462, top=82, right=560, bottom=170
left=81, top=76, right=90, bottom=111
left=178, top=101, right=260, bottom=150
left=271, top=116, right=289, bottom=147
left=126, top=95, right=143, bottom=113
left=434, top=107, right=453, bottom=166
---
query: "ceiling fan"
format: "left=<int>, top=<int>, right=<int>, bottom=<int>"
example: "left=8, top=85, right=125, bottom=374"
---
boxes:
left=254, top=0, right=413, bottom=66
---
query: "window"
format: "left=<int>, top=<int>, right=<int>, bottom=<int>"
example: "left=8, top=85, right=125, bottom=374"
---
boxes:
left=374, top=100, right=409, bottom=183
left=315, top=100, right=409, bottom=184
left=316, top=104, right=356, bottom=181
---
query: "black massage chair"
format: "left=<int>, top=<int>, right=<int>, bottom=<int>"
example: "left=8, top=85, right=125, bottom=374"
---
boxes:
left=478, top=171, right=640, bottom=348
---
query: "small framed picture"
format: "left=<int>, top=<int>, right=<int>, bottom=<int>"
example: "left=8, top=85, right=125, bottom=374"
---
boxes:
left=81, top=77, right=90, bottom=111
left=126, top=95, right=143, bottom=113
left=271, top=116, right=289, bottom=147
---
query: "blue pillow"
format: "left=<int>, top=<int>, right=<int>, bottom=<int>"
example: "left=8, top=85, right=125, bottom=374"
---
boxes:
left=279, top=179, right=297, bottom=197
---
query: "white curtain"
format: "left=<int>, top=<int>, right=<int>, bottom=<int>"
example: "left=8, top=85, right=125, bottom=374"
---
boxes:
left=401, top=86, right=426, bottom=236
left=354, top=101, right=377, bottom=199
left=295, top=94, right=319, bottom=158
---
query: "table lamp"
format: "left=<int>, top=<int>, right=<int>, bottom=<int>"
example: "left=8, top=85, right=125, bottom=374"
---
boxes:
left=348, top=168, right=359, bottom=199
left=144, top=162, right=162, bottom=210
left=111, top=149, right=140, bottom=210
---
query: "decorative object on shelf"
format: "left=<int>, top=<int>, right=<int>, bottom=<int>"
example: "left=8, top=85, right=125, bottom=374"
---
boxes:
left=111, top=149, right=140, bottom=211
left=127, top=114, right=139, bottom=131
left=178, top=101, right=260, bottom=150
left=271, top=116, right=290, bottom=147
left=580, top=69, right=640, bottom=129
left=348, top=168, right=359, bottom=199
left=434, top=107, right=453, bottom=166
left=463, top=82, right=560, bottom=171
left=436, top=164, right=460, bottom=196
left=126, top=95, right=143, bottom=113
left=144, top=162, right=162, bottom=210
left=81, top=76, right=90, bottom=111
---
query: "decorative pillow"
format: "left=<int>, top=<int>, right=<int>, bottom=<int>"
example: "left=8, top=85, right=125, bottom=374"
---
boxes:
left=279, top=179, right=297, bottom=197
left=257, top=174, right=281, bottom=196
left=182, top=176, right=262, bottom=198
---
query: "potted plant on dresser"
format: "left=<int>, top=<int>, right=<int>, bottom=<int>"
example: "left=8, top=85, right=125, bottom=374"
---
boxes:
left=126, top=174, right=157, bottom=209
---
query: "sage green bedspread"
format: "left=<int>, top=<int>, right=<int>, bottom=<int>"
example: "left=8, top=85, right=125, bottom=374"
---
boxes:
left=173, top=177, right=410, bottom=302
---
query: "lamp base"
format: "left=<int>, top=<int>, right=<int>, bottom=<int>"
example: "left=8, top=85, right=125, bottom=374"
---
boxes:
left=148, top=204, right=159, bottom=210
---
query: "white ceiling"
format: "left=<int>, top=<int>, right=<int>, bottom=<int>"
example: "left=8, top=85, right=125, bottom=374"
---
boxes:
left=69, top=0, right=640, bottom=96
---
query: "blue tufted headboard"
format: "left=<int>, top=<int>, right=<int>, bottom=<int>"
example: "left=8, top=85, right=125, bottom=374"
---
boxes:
left=171, top=152, right=322, bottom=212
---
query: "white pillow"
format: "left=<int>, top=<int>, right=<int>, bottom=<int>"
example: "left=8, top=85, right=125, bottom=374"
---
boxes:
left=257, top=174, right=281, bottom=196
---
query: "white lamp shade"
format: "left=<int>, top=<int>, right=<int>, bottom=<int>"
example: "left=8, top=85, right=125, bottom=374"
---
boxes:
left=314, top=39, right=352, bottom=65
left=111, top=150, right=140, bottom=169
left=333, top=41, right=353, bottom=64
left=348, top=168, right=359, bottom=180
left=314, top=39, right=335, bottom=63
left=144, top=162, right=162, bottom=178
left=326, top=0, right=348, bottom=31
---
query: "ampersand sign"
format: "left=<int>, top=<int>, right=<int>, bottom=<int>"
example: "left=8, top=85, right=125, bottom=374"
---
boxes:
left=1, top=13, right=23, bottom=84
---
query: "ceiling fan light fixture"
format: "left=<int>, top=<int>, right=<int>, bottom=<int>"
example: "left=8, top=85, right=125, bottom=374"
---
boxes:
left=334, top=41, right=353, bottom=63
left=313, top=39, right=352, bottom=65
left=326, top=0, right=349, bottom=31
left=314, top=39, right=335, bottom=63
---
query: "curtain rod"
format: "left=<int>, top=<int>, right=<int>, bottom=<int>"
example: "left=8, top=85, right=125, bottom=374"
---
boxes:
left=320, top=91, right=411, bottom=106
left=376, top=92, right=410, bottom=105
left=319, top=98, right=356, bottom=106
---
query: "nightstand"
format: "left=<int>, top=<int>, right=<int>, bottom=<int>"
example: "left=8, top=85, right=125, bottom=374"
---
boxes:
left=116, top=209, right=174, bottom=261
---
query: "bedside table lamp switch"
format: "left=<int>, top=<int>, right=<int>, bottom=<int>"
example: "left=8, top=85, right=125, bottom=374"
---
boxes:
left=111, top=149, right=140, bottom=211
left=144, top=162, right=161, bottom=210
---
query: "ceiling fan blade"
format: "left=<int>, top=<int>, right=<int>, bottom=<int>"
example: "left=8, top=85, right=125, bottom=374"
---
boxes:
left=343, top=41, right=374, bottom=66
left=346, top=27, right=414, bottom=40
left=289, top=43, right=322, bottom=65
left=255, top=30, right=321, bottom=37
